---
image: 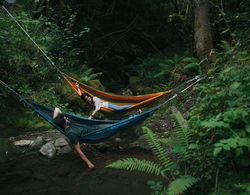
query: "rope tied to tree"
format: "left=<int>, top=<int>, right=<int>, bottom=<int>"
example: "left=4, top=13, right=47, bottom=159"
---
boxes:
left=159, top=75, right=205, bottom=108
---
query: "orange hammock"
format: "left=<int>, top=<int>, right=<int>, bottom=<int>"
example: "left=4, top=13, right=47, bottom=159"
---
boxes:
left=62, top=73, right=173, bottom=114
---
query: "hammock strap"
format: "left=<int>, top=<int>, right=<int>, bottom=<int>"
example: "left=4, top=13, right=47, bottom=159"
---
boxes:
left=171, top=74, right=204, bottom=92
left=132, top=75, right=204, bottom=114
left=159, top=76, right=204, bottom=107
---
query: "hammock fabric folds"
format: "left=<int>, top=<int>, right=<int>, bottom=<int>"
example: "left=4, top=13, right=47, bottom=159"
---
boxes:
left=62, top=73, right=173, bottom=114
left=23, top=99, right=159, bottom=143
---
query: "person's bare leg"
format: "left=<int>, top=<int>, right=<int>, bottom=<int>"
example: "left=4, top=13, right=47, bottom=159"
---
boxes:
left=74, top=142, right=95, bottom=168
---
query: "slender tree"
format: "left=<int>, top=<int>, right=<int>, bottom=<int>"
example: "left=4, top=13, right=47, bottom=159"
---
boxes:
left=193, top=0, right=213, bottom=63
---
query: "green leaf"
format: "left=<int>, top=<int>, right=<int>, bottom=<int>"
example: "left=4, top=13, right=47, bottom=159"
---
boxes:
left=246, top=125, right=250, bottom=133
left=235, top=148, right=243, bottom=157
left=230, top=82, right=241, bottom=90
left=172, top=146, right=186, bottom=153
left=201, top=120, right=230, bottom=128
left=188, top=143, right=198, bottom=150
left=213, top=147, right=222, bottom=156
left=222, top=144, right=231, bottom=150
left=184, top=62, right=199, bottom=70
left=147, top=180, right=163, bottom=191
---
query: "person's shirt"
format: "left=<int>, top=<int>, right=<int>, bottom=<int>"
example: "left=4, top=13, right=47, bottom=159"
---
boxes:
left=92, top=96, right=108, bottom=111
left=65, top=126, right=86, bottom=145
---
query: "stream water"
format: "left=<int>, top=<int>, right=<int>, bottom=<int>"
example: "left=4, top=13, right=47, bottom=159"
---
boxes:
left=0, top=136, right=154, bottom=195
left=0, top=149, right=154, bottom=195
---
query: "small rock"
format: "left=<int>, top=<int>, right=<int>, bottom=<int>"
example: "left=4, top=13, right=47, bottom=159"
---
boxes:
left=57, top=145, right=72, bottom=154
left=93, top=143, right=111, bottom=153
left=114, top=137, right=122, bottom=143
left=31, top=136, right=44, bottom=148
left=9, top=137, right=15, bottom=142
left=14, top=140, right=34, bottom=147
left=54, top=138, right=69, bottom=147
left=39, top=142, right=56, bottom=158
left=128, top=141, right=139, bottom=148
left=45, top=138, right=52, bottom=142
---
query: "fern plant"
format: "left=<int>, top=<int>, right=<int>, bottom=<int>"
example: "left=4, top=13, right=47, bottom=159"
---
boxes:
left=142, top=127, right=174, bottom=172
left=159, top=106, right=197, bottom=158
left=167, top=175, right=198, bottom=195
left=106, top=109, right=198, bottom=194
left=106, top=158, right=165, bottom=177
left=171, top=106, right=193, bottom=148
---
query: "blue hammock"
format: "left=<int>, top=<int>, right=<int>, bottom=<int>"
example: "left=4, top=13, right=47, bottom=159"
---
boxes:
left=23, top=99, right=159, bottom=143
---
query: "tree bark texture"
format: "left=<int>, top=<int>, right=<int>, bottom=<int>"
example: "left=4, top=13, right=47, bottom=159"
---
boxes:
left=194, top=0, right=213, bottom=62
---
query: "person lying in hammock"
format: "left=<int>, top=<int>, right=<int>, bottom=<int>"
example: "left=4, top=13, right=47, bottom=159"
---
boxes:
left=53, top=107, right=95, bottom=169
left=76, top=83, right=131, bottom=119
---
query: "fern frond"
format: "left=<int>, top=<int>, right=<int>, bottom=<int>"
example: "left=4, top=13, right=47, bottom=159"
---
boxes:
left=171, top=107, right=193, bottom=148
left=167, top=175, right=198, bottom=195
left=142, top=127, right=174, bottom=169
left=106, top=158, right=165, bottom=176
left=158, top=137, right=177, bottom=147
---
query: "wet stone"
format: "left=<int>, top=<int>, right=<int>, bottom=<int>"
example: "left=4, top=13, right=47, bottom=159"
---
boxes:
left=31, top=136, right=44, bottom=148
left=54, top=138, right=69, bottom=147
left=9, top=137, right=15, bottom=142
left=14, top=140, right=34, bottom=147
left=57, top=145, right=72, bottom=154
left=39, top=142, right=56, bottom=158
left=114, top=137, right=122, bottom=143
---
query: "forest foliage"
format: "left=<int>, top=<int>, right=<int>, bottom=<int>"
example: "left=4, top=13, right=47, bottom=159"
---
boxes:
left=0, top=0, right=249, bottom=194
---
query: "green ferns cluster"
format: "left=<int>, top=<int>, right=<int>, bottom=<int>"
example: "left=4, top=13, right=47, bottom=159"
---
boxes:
left=191, top=42, right=250, bottom=159
left=189, top=42, right=250, bottom=192
left=107, top=108, right=198, bottom=195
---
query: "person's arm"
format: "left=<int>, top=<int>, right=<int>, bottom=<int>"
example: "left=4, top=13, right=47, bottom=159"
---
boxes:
left=74, top=142, right=95, bottom=168
left=75, top=83, right=82, bottom=96
left=89, top=107, right=100, bottom=119
left=53, top=107, right=62, bottom=119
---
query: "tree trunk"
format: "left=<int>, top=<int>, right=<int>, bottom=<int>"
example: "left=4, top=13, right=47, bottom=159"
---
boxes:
left=193, top=0, right=213, bottom=62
